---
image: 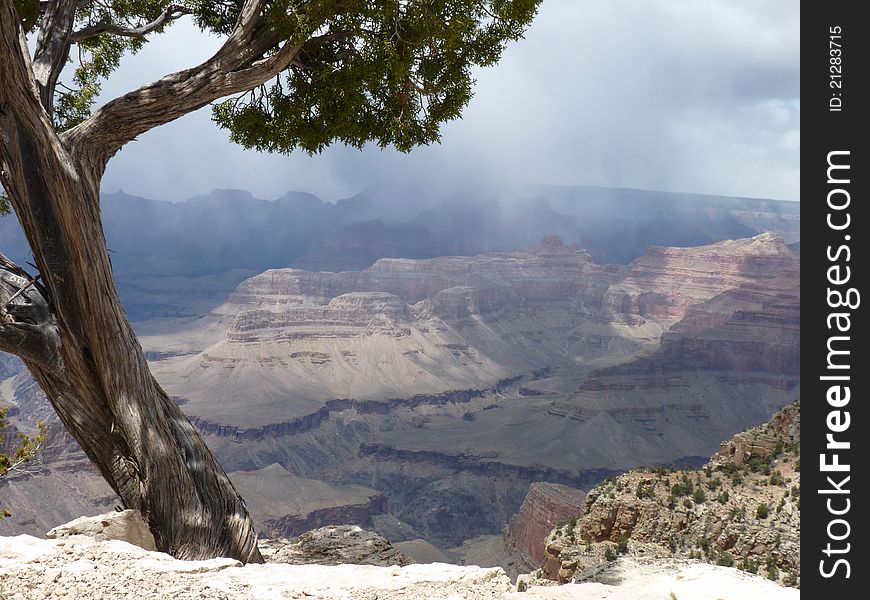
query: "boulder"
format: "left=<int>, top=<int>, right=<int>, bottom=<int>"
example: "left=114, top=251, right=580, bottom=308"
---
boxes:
left=259, top=525, right=414, bottom=566
left=45, top=509, right=157, bottom=551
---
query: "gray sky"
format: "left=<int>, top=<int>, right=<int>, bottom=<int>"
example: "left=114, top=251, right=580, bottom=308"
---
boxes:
left=96, top=0, right=799, bottom=202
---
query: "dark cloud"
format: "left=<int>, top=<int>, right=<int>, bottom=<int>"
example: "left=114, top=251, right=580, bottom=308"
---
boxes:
left=96, top=0, right=799, bottom=202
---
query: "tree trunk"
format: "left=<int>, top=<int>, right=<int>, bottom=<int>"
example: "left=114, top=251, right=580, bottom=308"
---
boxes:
left=0, top=105, right=263, bottom=563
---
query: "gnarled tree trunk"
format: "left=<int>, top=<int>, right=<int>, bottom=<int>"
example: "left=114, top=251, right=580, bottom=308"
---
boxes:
left=0, top=0, right=276, bottom=563
left=0, top=120, right=263, bottom=564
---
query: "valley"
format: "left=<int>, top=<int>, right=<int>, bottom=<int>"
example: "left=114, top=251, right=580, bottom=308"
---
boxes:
left=1, top=189, right=799, bottom=573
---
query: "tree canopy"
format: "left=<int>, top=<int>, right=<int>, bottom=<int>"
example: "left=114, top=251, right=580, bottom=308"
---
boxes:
left=12, top=0, right=540, bottom=150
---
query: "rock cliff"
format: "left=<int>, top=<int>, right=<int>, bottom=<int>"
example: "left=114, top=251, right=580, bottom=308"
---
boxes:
left=502, top=483, right=586, bottom=572
left=541, top=402, right=800, bottom=587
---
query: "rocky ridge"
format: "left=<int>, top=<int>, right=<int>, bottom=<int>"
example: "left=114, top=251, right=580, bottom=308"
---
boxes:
left=0, top=509, right=799, bottom=600
left=540, top=401, right=800, bottom=586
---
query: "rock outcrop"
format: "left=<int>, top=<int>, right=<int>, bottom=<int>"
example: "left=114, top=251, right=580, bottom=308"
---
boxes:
left=541, top=402, right=801, bottom=587
left=45, top=510, right=156, bottom=551
left=259, top=525, right=413, bottom=566
left=502, top=483, right=586, bottom=571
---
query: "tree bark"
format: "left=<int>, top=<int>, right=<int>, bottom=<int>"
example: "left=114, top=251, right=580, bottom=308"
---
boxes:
left=0, top=1, right=263, bottom=563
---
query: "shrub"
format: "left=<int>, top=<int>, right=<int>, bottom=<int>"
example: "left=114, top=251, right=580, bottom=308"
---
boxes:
left=683, top=498, right=693, bottom=509
left=706, top=477, right=721, bottom=491
left=636, top=483, right=655, bottom=500
left=756, top=503, right=769, bottom=519
left=716, top=491, right=730, bottom=504
left=0, top=406, right=48, bottom=519
left=769, top=470, right=785, bottom=486
left=698, top=537, right=711, bottom=556
left=740, top=557, right=759, bottom=573
left=767, top=565, right=780, bottom=581
left=616, top=535, right=629, bottom=555
left=717, top=552, right=734, bottom=567
left=693, top=488, right=706, bottom=504
left=605, top=546, right=618, bottom=562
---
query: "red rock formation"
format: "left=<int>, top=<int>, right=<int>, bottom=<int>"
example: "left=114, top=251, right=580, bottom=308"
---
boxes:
left=503, top=483, right=586, bottom=571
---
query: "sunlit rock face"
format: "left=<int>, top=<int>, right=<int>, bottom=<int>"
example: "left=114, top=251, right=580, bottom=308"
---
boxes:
left=2, top=234, right=799, bottom=559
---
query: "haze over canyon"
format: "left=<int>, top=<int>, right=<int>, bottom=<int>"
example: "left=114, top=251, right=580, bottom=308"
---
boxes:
left=0, top=184, right=799, bottom=570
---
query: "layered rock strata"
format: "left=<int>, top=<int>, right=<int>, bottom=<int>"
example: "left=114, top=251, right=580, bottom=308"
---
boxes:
left=502, top=483, right=586, bottom=571
left=541, top=402, right=801, bottom=586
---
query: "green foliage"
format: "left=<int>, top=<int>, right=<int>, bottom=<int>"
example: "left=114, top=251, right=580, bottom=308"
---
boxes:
left=697, top=537, right=710, bottom=557
left=635, top=482, right=654, bottom=500
left=0, top=191, right=10, bottom=216
left=718, top=462, right=739, bottom=475
left=716, top=551, right=734, bottom=567
left=649, top=466, right=675, bottom=476
left=212, top=0, right=542, bottom=154
left=604, top=546, right=617, bottom=562
left=716, top=490, right=730, bottom=504
left=767, top=564, right=779, bottom=581
left=21, top=1, right=542, bottom=154
left=670, top=477, right=694, bottom=497
left=616, top=535, right=628, bottom=555
left=682, top=498, right=692, bottom=509
left=746, top=457, right=771, bottom=474
left=730, top=506, right=746, bottom=521
left=53, top=1, right=182, bottom=129
left=739, top=556, right=758, bottom=574
left=768, top=470, right=784, bottom=486
left=1, top=406, right=48, bottom=519
left=706, top=477, right=721, bottom=491
left=14, top=0, right=41, bottom=32
left=692, top=488, right=706, bottom=504
left=755, top=503, right=769, bottom=520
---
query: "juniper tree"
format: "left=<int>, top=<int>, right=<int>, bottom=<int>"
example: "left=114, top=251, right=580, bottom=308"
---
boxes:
left=0, top=404, right=47, bottom=519
left=0, top=0, right=540, bottom=562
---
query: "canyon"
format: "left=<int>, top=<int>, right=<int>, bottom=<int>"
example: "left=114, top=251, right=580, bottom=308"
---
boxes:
left=1, top=230, right=799, bottom=569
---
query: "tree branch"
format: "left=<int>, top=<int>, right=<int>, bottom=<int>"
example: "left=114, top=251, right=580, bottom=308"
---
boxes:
left=0, top=252, right=62, bottom=373
left=31, top=0, right=78, bottom=115
left=63, top=0, right=304, bottom=165
left=69, top=5, right=190, bottom=43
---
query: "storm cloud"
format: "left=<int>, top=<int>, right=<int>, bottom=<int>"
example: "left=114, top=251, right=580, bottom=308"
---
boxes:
left=96, top=0, right=799, bottom=202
